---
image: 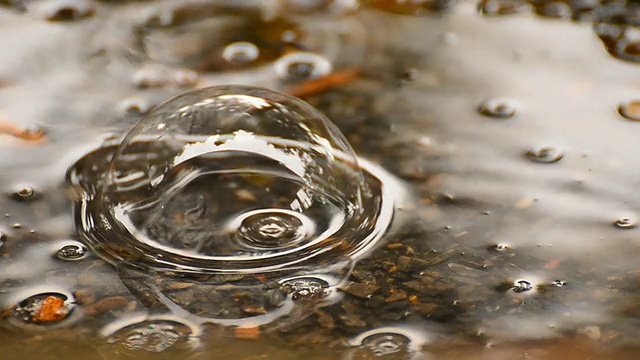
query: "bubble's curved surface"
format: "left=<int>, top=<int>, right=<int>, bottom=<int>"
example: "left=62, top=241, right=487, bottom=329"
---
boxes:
left=70, top=86, right=394, bottom=276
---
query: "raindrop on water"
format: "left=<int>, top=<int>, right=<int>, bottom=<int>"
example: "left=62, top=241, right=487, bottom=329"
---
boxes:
left=365, top=0, right=456, bottom=15
left=55, top=241, right=88, bottom=261
left=525, top=146, right=563, bottom=163
left=613, top=217, right=636, bottom=229
left=274, top=52, right=332, bottom=81
left=70, top=85, right=394, bottom=276
left=512, top=279, right=533, bottom=293
left=478, top=0, right=530, bottom=15
left=280, top=276, right=330, bottom=300
left=31, top=0, right=95, bottom=22
left=222, top=42, right=260, bottom=64
left=348, top=327, right=427, bottom=360
left=617, top=100, right=640, bottom=122
left=9, top=185, right=37, bottom=202
left=103, top=318, right=197, bottom=354
left=593, top=3, right=640, bottom=63
left=489, top=243, right=510, bottom=252
left=477, top=99, right=516, bottom=119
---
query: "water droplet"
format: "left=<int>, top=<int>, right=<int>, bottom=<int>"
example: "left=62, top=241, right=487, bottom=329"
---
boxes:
left=478, top=99, right=516, bottom=119
left=617, top=100, right=640, bottom=122
left=70, top=85, right=394, bottom=276
left=489, top=243, right=510, bottom=252
left=512, top=279, right=533, bottom=293
left=222, top=42, right=260, bottom=64
left=9, top=185, right=36, bottom=202
left=231, top=209, right=314, bottom=250
left=173, top=68, right=199, bottom=87
left=282, top=0, right=359, bottom=14
left=525, top=146, right=563, bottom=163
left=365, top=0, right=456, bottom=15
left=117, top=97, right=152, bottom=116
left=593, top=3, right=640, bottom=63
left=274, top=52, right=332, bottom=81
left=478, top=0, right=530, bottom=16
left=535, top=1, right=572, bottom=19
left=613, top=217, right=636, bottom=229
left=13, top=292, right=74, bottom=325
left=551, top=280, right=567, bottom=287
left=55, top=241, right=88, bottom=261
left=32, top=0, right=95, bottom=22
left=103, top=318, right=197, bottom=353
left=280, top=276, right=330, bottom=300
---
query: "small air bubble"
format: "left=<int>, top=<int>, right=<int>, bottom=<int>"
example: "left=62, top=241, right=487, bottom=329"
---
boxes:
left=55, top=241, right=88, bottom=261
left=512, top=279, right=533, bottom=293
left=222, top=42, right=260, bottom=64
left=617, top=100, right=640, bottom=122
left=613, top=217, right=636, bottom=229
left=274, top=52, right=332, bottom=81
left=478, top=99, right=516, bottom=119
left=525, top=146, right=563, bottom=163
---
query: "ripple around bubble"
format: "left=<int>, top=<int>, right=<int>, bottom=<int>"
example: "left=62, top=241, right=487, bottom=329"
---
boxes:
left=68, top=85, right=396, bottom=278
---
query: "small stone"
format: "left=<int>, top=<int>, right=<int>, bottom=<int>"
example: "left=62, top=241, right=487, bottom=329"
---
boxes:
left=84, top=296, right=128, bottom=315
left=385, top=290, right=407, bottom=303
left=578, top=325, right=601, bottom=341
left=340, top=282, right=381, bottom=299
left=448, top=263, right=485, bottom=278
left=415, top=303, right=439, bottom=316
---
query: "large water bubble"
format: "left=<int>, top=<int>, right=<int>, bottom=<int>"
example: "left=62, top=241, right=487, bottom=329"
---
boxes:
left=71, top=86, right=394, bottom=278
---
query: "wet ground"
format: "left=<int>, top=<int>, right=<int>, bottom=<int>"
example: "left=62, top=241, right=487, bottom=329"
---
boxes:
left=2, top=0, right=640, bottom=359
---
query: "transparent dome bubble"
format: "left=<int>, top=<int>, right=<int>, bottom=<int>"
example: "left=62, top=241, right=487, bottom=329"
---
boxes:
left=76, top=85, right=392, bottom=276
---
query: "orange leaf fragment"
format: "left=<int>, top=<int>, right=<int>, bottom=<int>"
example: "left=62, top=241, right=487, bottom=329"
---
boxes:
left=286, top=68, right=360, bottom=99
left=544, top=260, right=561, bottom=269
left=34, top=296, right=68, bottom=323
left=234, top=325, right=261, bottom=340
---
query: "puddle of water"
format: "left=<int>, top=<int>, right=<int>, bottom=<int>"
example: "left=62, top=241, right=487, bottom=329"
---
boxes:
left=2, top=0, right=640, bottom=359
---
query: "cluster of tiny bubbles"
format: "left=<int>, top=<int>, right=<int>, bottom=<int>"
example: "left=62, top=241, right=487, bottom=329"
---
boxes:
left=363, top=0, right=456, bottom=16
left=613, top=217, right=636, bottom=229
left=68, top=85, right=396, bottom=287
left=477, top=98, right=517, bottom=119
left=347, top=326, right=430, bottom=360
left=54, top=240, right=88, bottom=261
left=525, top=146, right=563, bottom=163
left=100, top=314, right=200, bottom=356
left=8, top=288, right=77, bottom=329
left=274, top=51, right=333, bottom=82
left=478, top=0, right=531, bottom=16
left=617, top=99, right=640, bottom=122
left=9, top=184, right=37, bottom=202
left=593, top=3, right=640, bottom=63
